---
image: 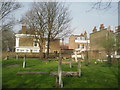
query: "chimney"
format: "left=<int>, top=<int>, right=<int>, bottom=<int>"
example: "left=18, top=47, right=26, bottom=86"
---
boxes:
left=100, top=24, right=104, bottom=30
left=22, top=24, right=27, bottom=34
left=84, top=31, right=87, bottom=40
left=80, top=33, right=83, bottom=36
left=93, top=26, right=97, bottom=33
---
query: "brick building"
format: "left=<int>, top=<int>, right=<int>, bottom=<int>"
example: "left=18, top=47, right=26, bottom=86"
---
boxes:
left=89, top=24, right=116, bottom=60
left=68, top=24, right=117, bottom=60
left=69, top=31, right=90, bottom=51
left=15, top=25, right=60, bottom=53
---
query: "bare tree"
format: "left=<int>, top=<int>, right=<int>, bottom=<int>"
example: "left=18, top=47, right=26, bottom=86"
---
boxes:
left=88, top=0, right=119, bottom=12
left=0, top=1, right=21, bottom=52
left=37, top=2, right=72, bottom=58
left=21, top=3, right=47, bottom=58
left=21, top=2, right=72, bottom=58
left=91, top=0, right=112, bottom=10
left=2, top=29, right=15, bottom=52
left=0, top=1, right=21, bottom=30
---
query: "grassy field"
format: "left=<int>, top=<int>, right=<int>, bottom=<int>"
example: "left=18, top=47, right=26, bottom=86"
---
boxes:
left=2, top=58, right=119, bottom=88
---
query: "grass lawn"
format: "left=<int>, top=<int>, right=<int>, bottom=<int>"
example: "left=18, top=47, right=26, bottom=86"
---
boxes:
left=2, top=58, right=119, bottom=88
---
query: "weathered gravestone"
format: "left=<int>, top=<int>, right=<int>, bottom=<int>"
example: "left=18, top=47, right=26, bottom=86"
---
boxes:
left=23, top=55, right=26, bottom=68
left=16, top=53, right=18, bottom=59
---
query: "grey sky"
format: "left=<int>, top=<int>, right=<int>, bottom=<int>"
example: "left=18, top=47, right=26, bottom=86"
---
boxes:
left=13, top=2, right=118, bottom=42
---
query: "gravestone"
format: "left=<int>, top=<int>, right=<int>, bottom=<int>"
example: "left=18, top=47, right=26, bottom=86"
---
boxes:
left=74, top=51, right=78, bottom=62
left=23, top=55, right=26, bottom=68
left=70, top=59, right=72, bottom=68
left=16, top=53, right=18, bottom=59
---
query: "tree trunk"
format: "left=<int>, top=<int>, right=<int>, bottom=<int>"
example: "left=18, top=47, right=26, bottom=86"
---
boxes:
left=38, top=42, right=44, bottom=59
left=39, top=48, right=43, bottom=59
left=46, top=33, right=51, bottom=58
left=78, top=60, right=81, bottom=77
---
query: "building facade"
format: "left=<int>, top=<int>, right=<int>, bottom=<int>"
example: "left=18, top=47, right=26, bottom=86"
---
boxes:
left=68, top=24, right=117, bottom=60
left=89, top=24, right=116, bottom=60
left=69, top=31, right=90, bottom=51
left=15, top=25, right=60, bottom=53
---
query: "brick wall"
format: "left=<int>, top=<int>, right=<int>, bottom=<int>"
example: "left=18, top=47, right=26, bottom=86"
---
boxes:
left=89, top=27, right=115, bottom=60
left=19, top=37, right=33, bottom=46
left=50, top=39, right=60, bottom=52
left=69, top=35, right=76, bottom=49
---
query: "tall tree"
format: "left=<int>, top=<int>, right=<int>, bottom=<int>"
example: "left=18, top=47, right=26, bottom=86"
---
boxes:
left=21, top=3, right=47, bottom=58
left=0, top=1, right=21, bottom=30
left=21, top=2, right=72, bottom=58
left=43, top=2, right=72, bottom=58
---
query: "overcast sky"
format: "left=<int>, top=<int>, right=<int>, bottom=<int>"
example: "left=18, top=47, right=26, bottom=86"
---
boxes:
left=13, top=1, right=118, bottom=43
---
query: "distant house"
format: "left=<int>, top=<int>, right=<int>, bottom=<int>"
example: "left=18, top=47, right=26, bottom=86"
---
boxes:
left=68, top=31, right=90, bottom=60
left=15, top=25, right=60, bottom=53
left=89, top=24, right=116, bottom=60
left=69, top=31, right=90, bottom=51
left=68, top=24, right=118, bottom=60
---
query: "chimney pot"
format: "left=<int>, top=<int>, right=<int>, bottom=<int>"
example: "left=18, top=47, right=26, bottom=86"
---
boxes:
left=93, top=26, right=97, bottom=33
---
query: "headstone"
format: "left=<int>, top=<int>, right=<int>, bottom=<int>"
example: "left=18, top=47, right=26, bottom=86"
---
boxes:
left=6, top=55, right=9, bottom=60
left=74, top=51, right=78, bottom=62
left=23, top=55, right=26, bottom=68
left=4, top=56, right=9, bottom=60
left=58, top=52, right=63, bottom=88
left=16, top=54, right=18, bottom=59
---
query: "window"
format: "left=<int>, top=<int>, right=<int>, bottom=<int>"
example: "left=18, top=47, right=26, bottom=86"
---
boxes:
left=34, top=41, right=38, bottom=47
left=34, top=43, right=37, bottom=46
left=26, top=50, right=29, bottom=52
left=77, top=37, right=80, bottom=40
left=20, top=50, right=24, bottom=52
left=34, top=50, right=38, bottom=51
left=81, top=37, right=85, bottom=40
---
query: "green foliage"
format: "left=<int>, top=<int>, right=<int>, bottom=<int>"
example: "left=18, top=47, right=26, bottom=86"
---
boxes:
left=2, top=58, right=118, bottom=88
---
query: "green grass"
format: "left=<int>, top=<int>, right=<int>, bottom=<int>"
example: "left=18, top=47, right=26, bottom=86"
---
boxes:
left=2, top=58, right=119, bottom=88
